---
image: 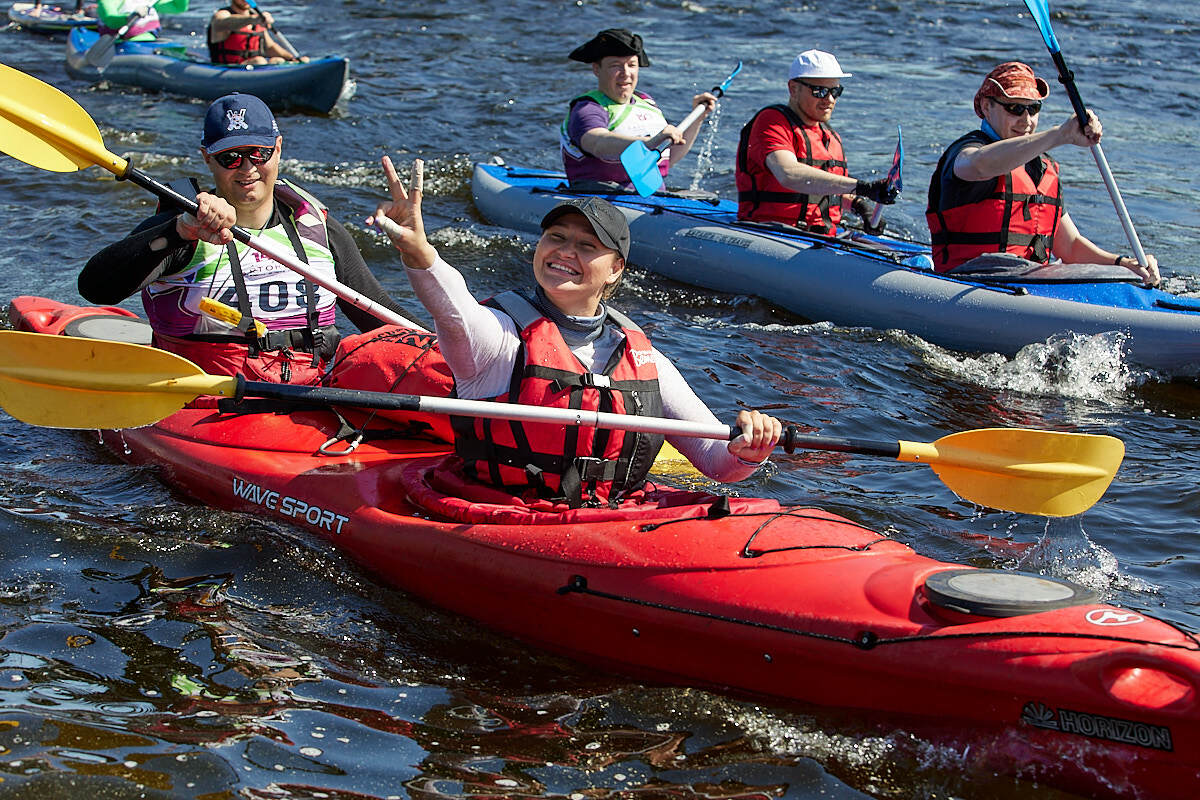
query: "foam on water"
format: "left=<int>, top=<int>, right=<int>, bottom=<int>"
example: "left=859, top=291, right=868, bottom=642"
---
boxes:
left=915, top=330, right=1144, bottom=401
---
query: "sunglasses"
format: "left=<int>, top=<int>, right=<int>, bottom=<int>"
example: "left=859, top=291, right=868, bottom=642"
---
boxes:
left=992, top=99, right=1042, bottom=117
left=212, top=146, right=275, bottom=170
left=793, top=79, right=844, bottom=100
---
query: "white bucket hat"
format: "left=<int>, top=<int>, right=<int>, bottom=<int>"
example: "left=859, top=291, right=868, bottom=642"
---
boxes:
left=788, top=49, right=852, bottom=80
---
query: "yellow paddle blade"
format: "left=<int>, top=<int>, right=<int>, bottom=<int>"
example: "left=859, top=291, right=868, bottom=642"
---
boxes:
left=0, top=332, right=235, bottom=430
left=0, top=62, right=128, bottom=175
left=898, top=428, right=1124, bottom=517
left=649, top=439, right=708, bottom=482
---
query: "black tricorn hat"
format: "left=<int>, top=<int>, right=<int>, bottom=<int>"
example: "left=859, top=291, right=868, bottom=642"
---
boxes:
left=568, top=28, right=650, bottom=66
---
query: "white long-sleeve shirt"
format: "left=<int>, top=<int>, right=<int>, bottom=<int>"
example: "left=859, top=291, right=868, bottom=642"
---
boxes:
left=406, top=257, right=762, bottom=483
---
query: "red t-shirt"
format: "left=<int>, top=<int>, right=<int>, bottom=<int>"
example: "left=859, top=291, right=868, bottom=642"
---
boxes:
left=736, top=107, right=846, bottom=233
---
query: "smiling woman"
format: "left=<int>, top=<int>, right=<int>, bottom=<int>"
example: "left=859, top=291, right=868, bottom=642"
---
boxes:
left=368, top=155, right=783, bottom=508
left=531, top=203, right=626, bottom=315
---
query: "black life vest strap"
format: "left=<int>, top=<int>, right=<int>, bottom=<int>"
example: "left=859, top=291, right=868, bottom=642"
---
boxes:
left=276, top=212, right=322, bottom=366
left=221, top=243, right=257, bottom=344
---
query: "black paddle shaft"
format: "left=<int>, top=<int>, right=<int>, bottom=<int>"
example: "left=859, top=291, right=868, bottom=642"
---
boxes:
left=781, top=426, right=902, bottom=459
left=1049, top=51, right=1092, bottom=134
left=237, top=377, right=424, bottom=412
left=123, top=167, right=264, bottom=249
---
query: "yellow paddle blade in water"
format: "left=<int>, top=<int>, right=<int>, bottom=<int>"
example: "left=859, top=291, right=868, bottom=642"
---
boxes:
left=0, top=331, right=235, bottom=430
left=0, top=62, right=128, bottom=174
left=898, top=428, right=1124, bottom=517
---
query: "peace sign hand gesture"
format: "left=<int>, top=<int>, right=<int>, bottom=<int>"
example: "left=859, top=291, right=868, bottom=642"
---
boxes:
left=369, top=156, right=438, bottom=270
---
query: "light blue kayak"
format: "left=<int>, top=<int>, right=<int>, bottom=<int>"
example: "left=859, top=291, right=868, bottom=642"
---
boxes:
left=472, top=161, right=1200, bottom=373
left=65, top=27, right=350, bottom=114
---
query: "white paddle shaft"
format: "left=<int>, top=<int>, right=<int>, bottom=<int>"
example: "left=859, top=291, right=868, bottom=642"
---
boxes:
left=1089, top=143, right=1149, bottom=267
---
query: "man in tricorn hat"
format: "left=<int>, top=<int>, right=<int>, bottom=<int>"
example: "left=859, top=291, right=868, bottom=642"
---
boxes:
left=559, top=28, right=717, bottom=189
left=925, top=61, right=1158, bottom=284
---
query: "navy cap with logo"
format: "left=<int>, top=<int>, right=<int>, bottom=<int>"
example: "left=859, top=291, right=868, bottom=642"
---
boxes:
left=200, top=93, right=280, bottom=154
left=540, top=197, right=630, bottom=260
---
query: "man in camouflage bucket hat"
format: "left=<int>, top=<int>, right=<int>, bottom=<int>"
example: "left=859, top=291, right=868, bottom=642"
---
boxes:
left=926, top=61, right=1158, bottom=285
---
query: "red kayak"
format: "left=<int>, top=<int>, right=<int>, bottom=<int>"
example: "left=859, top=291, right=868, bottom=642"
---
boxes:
left=7, top=295, right=1200, bottom=799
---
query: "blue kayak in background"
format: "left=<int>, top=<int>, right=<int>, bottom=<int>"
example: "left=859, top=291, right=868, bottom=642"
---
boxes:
left=7, top=2, right=96, bottom=33
left=472, top=160, right=1200, bottom=374
left=65, top=27, right=351, bottom=114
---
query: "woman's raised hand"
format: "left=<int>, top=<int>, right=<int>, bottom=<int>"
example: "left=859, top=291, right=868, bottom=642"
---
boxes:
left=368, top=156, right=437, bottom=269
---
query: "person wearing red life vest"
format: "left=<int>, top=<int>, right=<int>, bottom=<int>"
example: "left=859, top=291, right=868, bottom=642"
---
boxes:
left=736, top=49, right=897, bottom=236
left=80, top=94, right=406, bottom=384
left=207, top=0, right=307, bottom=65
left=925, top=61, right=1159, bottom=285
left=369, top=158, right=783, bottom=508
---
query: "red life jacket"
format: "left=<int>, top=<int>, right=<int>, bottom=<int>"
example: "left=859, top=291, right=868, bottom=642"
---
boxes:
left=451, top=292, right=665, bottom=509
left=735, top=104, right=848, bottom=235
left=926, top=130, right=1063, bottom=272
left=207, top=8, right=267, bottom=65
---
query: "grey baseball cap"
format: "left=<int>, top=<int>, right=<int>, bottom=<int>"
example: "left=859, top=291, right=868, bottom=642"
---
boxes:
left=539, top=197, right=630, bottom=260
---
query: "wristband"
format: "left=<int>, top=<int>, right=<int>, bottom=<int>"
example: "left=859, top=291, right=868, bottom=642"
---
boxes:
left=1114, top=255, right=1126, bottom=266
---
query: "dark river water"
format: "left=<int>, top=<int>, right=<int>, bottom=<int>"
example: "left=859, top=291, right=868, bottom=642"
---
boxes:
left=2, top=1, right=1200, bottom=798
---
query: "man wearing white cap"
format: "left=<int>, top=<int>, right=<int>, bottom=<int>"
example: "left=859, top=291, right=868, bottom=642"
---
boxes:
left=735, top=49, right=896, bottom=235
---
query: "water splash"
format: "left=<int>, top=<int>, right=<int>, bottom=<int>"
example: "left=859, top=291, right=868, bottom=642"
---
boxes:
left=918, top=330, right=1144, bottom=401
left=687, top=102, right=724, bottom=193
left=1017, top=516, right=1155, bottom=596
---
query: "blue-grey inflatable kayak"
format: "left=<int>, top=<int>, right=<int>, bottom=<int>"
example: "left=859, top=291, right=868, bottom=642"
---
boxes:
left=65, top=27, right=350, bottom=114
left=472, top=161, right=1200, bottom=373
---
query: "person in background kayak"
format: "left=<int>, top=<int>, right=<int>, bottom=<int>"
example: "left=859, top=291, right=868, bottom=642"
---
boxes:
left=208, top=0, right=308, bottom=65
left=560, top=28, right=717, bottom=190
left=925, top=61, right=1159, bottom=285
left=80, top=93, right=405, bottom=384
left=369, top=157, right=782, bottom=508
left=735, top=49, right=897, bottom=236
left=95, top=0, right=161, bottom=41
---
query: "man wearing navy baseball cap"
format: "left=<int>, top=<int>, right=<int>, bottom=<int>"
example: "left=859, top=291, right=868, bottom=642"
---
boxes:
left=80, top=93, right=408, bottom=384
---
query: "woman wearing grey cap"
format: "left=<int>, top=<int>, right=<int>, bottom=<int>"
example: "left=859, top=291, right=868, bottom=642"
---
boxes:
left=370, top=157, right=782, bottom=509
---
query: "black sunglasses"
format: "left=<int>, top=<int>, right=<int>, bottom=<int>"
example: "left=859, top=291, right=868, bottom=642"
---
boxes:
left=793, top=79, right=844, bottom=100
left=212, top=146, right=275, bottom=169
left=993, top=99, right=1042, bottom=117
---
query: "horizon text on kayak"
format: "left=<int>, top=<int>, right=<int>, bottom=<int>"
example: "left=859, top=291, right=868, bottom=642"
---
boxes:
left=231, top=477, right=350, bottom=535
